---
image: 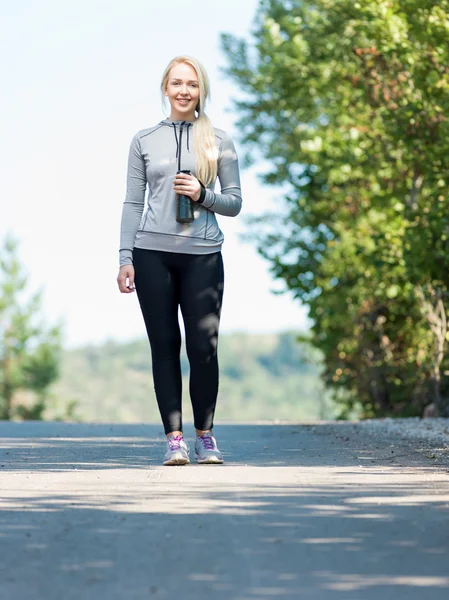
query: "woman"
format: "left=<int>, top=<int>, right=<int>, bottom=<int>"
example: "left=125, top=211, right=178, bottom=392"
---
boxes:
left=117, top=56, right=242, bottom=466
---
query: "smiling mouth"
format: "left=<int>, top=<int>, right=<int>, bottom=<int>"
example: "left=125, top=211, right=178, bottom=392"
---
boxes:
left=177, top=99, right=190, bottom=104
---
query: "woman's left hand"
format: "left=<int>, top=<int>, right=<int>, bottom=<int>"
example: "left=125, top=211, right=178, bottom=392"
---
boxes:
left=173, top=172, right=201, bottom=202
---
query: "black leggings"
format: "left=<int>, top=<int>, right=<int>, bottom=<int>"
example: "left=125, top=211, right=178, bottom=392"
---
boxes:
left=133, top=247, right=224, bottom=434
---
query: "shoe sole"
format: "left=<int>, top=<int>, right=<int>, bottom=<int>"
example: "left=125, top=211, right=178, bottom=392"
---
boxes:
left=163, top=456, right=190, bottom=466
left=195, top=454, right=224, bottom=464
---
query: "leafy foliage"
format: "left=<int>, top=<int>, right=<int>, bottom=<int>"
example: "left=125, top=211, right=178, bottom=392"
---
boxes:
left=0, top=235, right=62, bottom=419
left=221, top=0, right=449, bottom=416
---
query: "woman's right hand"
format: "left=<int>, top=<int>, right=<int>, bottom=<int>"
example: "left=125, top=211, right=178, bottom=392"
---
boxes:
left=117, top=264, right=135, bottom=293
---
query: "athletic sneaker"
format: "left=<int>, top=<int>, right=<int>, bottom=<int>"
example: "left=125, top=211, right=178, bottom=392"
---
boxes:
left=163, top=435, right=190, bottom=466
left=194, top=433, right=224, bottom=464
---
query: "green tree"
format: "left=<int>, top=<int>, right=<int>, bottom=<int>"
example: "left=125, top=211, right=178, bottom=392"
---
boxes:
left=0, top=235, right=62, bottom=419
left=221, top=0, right=449, bottom=416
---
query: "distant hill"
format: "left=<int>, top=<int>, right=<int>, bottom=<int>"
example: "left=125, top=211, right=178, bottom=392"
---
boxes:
left=47, top=332, right=335, bottom=423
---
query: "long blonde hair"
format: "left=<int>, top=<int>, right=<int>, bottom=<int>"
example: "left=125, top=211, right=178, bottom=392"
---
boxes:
left=161, top=55, right=218, bottom=185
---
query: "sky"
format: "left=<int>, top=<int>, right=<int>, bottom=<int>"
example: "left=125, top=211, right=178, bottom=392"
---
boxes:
left=1, top=0, right=310, bottom=348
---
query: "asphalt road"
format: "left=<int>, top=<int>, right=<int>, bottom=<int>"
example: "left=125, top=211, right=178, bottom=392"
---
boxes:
left=1, top=421, right=448, bottom=600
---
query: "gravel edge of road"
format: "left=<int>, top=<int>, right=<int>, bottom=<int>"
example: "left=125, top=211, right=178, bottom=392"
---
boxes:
left=301, top=417, right=449, bottom=470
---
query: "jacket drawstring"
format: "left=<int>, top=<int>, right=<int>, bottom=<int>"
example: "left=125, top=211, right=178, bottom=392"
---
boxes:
left=172, top=121, right=192, bottom=161
left=172, top=123, right=179, bottom=159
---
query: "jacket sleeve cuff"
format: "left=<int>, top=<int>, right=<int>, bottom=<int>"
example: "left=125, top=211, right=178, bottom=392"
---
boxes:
left=119, top=249, right=134, bottom=266
left=197, top=181, right=207, bottom=204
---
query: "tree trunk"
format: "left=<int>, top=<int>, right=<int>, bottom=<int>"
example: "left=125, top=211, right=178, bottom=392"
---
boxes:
left=0, top=378, right=13, bottom=420
left=416, top=286, right=448, bottom=416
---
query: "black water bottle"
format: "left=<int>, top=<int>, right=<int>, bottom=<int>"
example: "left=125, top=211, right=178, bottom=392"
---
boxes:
left=176, top=169, right=194, bottom=224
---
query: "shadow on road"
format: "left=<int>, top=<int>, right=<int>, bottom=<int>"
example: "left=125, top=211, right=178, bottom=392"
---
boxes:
left=1, top=421, right=445, bottom=471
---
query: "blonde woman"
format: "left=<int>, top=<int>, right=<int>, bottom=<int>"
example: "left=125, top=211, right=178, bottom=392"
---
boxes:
left=117, top=56, right=242, bottom=465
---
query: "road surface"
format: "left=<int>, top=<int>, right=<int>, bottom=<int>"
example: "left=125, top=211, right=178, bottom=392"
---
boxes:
left=1, top=421, right=448, bottom=599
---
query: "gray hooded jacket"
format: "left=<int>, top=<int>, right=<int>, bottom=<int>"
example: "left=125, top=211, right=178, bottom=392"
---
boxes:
left=119, top=118, right=242, bottom=266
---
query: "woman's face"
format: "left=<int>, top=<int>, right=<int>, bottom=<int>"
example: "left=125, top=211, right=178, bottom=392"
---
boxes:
left=165, top=62, right=200, bottom=120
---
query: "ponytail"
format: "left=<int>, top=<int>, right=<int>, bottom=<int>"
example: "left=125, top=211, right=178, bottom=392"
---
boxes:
left=193, top=109, right=218, bottom=186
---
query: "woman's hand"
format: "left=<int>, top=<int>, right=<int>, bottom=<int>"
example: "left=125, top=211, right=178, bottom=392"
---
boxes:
left=117, top=264, right=135, bottom=293
left=173, top=172, right=201, bottom=202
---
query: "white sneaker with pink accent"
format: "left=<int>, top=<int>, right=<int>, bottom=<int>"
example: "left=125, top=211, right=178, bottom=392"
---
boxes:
left=163, top=435, right=190, bottom=466
left=194, top=433, right=224, bottom=464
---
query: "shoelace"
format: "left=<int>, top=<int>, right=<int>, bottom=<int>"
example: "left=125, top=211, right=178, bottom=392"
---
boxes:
left=168, top=435, right=183, bottom=451
left=198, top=435, right=215, bottom=450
